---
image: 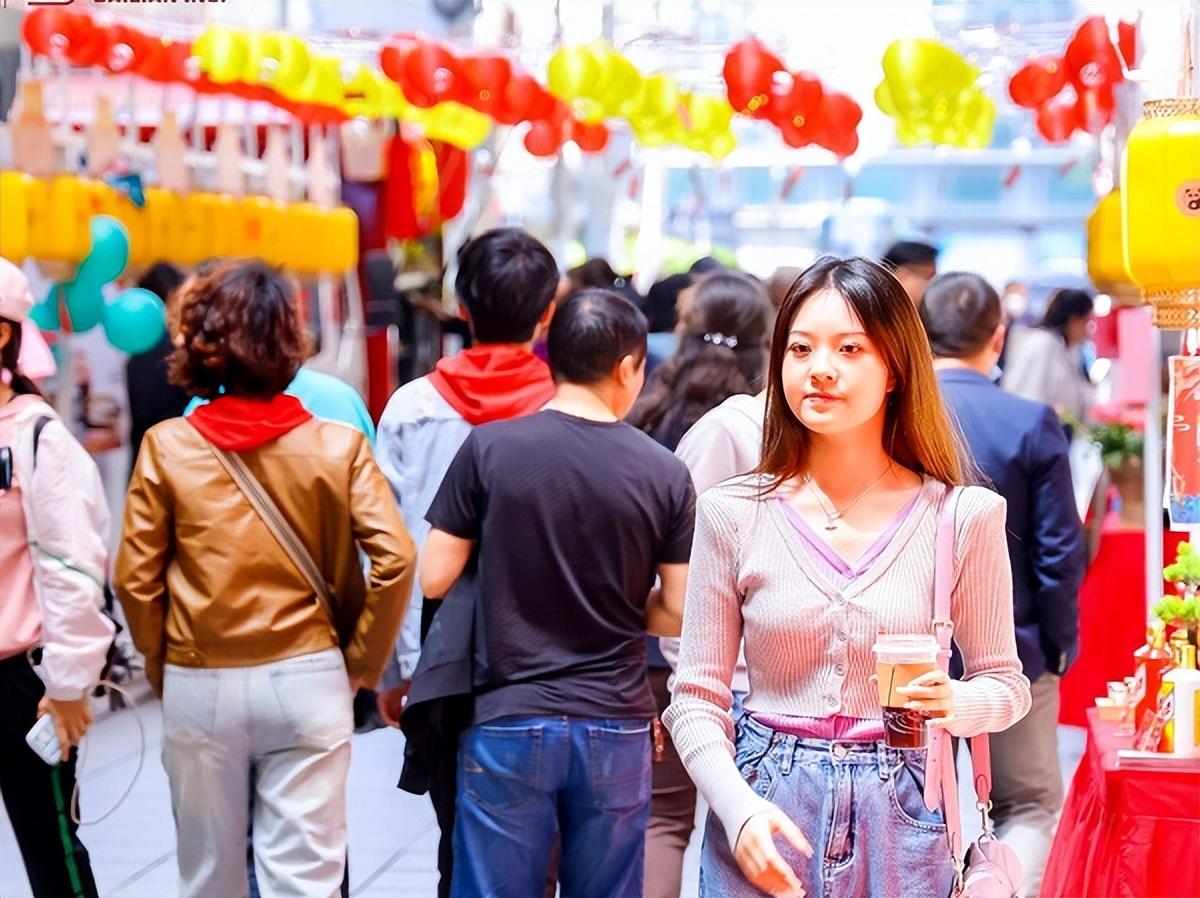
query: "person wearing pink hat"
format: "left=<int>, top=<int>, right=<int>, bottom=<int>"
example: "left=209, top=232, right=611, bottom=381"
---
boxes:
left=0, top=256, right=113, bottom=898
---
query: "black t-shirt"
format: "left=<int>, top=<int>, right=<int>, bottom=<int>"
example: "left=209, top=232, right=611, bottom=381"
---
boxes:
left=426, top=409, right=696, bottom=723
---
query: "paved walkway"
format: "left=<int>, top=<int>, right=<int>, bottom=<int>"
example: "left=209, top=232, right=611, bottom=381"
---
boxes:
left=2, top=695, right=1085, bottom=897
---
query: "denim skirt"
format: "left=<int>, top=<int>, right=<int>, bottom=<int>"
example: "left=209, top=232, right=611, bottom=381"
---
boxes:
left=700, top=714, right=957, bottom=898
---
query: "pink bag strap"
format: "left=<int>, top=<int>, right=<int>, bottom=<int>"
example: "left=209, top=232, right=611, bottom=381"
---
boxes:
left=923, top=485, right=993, bottom=865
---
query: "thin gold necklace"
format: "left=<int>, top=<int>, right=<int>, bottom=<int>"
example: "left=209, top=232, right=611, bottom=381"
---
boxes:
left=805, top=465, right=892, bottom=531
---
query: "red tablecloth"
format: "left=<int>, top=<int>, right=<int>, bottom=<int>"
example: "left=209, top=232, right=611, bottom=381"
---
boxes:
left=1059, top=519, right=1186, bottom=727
left=1041, top=709, right=1200, bottom=898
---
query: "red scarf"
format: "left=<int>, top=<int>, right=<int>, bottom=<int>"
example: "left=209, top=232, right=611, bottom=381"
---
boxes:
left=187, top=394, right=313, bottom=451
left=427, top=345, right=555, bottom=426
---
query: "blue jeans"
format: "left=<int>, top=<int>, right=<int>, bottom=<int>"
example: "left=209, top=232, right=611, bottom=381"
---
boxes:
left=700, top=715, right=957, bottom=898
left=452, top=715, right=651, bottom=898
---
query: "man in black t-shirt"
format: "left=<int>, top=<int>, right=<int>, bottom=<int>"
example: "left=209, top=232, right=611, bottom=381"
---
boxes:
left=422, top=290, right=695, bottom=898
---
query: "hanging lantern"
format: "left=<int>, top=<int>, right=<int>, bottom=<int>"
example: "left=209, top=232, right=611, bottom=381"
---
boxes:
left=1087, top=190, right=1136, bottom=299
left=1122, top=99, right=1200, bottom=327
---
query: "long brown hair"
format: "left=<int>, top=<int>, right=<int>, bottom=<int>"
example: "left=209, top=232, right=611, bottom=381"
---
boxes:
left=0, top=316, right=44, bottom=398
left=757, top=256, right=968, bottom=491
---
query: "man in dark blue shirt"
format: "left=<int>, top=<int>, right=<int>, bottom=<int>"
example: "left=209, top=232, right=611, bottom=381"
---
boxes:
left=921, top=272, right=1086, bottom=895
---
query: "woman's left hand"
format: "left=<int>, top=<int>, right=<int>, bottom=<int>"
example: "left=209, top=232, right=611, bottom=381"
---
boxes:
left=895, top=670, right=954, bottom=723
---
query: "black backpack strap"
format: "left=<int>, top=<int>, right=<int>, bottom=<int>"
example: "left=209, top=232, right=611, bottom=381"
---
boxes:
left=31, top=415, right=53, bottom=469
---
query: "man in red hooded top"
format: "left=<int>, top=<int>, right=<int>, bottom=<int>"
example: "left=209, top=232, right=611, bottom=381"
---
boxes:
left=375, top=227, right=559, bottom=897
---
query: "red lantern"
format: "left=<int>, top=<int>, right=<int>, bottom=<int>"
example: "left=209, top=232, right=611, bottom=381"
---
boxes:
left=1008, top=57, right=1068, bottom=109
left=138, top=37, right=192, bottom=84
left=723, top=37, right=784, bottom=118
left=768, top=70, right=824, bottom=144
left=571, top=120, right=610, bottom=154
left=460, top=52, right=513, bottom=116
left=403, top=41, right=462, bottom=108
left=1035, top=95, right=1080, bottom=143
left=1075, top=83, right=1115, bottom=134
left=434, top=143, right=469, bottom=221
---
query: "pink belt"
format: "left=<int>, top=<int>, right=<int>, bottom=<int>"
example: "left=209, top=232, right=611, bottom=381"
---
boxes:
left=749, top=712, right=885, bottom=743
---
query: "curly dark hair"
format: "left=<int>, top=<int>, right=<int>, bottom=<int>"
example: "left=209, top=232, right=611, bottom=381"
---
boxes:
left=168, top=259, right=310, bottom=400
left=627, top=272, right=771, bottom=450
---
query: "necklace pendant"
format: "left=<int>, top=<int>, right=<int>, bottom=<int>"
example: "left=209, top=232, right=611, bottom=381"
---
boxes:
left=824, top=515, right=839, bottom=531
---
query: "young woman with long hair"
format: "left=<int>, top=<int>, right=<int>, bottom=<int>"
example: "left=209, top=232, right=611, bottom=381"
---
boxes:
left=628, top=272, right=771, bottom=451
left=664, top=256, right=1031, bottom=897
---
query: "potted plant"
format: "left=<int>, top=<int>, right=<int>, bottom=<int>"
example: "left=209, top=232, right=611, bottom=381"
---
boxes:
left=1156, top=541, right=1200, bottom=649
left=1085, top=402, right=1146, bottom=526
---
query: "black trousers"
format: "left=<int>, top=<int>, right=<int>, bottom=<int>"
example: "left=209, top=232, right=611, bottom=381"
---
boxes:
left=0, top=653, right=99, bottom=898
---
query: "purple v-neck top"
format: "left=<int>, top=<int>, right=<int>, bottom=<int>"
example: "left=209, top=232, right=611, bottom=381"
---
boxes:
left=748, top=494, right=921, bottom=742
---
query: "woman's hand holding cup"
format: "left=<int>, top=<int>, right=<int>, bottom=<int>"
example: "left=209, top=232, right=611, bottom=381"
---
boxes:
left=895, top=669, right=954, bottom=724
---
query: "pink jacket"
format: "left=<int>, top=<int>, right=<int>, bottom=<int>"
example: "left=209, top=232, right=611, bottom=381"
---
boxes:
left=0, top=395, right=114, bottom=699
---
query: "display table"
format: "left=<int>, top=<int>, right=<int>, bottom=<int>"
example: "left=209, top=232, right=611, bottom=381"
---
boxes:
left=1041, top=709, right=1200, bottom=898
left=1059, top=517, right=1186, bottom=727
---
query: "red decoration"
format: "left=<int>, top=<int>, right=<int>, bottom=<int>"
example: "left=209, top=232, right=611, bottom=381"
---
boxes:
left=722, top=37, right=785, bottom=119
left=1036, top=95, right=1081, bottom=143
left=1008, top=57, right=1068, bottom=109
left=523, top=119, right=565, bottom=157
left=402, top=41, right=463, bottom=108
left=22, top=9, right=106, bottom=66
left=1117, top=20, right=1138, bottom=71
left=460, top=53, right=513, bottom=116
left=570, top=119, right=610, bottom=154
left=1007, top=15, right=1128, bottom=145
left=433, top=143, right=469, bottom=221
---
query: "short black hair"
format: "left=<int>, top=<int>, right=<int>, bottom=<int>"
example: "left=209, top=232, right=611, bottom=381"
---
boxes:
left=1041, top=288, right=1094, bottom=336
left=641, top=272, right=691, bottom=333
left=689, top=256, right=725, bottom=275
left=548, top=289, right=647, bottom=386
left=920, top=272, right=1002, bottom=359
left=454, top=228, right=559, bottom=344
left=136, top=261, right=186, bottom=303
left=882, top=240, right=939, bottom=271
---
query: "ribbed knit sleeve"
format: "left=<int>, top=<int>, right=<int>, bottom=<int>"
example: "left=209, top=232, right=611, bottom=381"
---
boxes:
left=945, top=488, right=1033, bottom=736
left=663, top=489, right=775, bottom=850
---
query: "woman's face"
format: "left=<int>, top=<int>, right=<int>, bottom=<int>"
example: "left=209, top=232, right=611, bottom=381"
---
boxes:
left=781, top=289, right=892, bottom=439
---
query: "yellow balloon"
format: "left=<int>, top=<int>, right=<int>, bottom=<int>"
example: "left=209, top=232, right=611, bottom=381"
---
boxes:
left=240, top=197, right=283, bottom=264
left=596, top=51, right=642, bottom=118
left=44, top=177, right=88, bottom=262
left=637, top=74, right=680, bottom=121
left=294, top=56, right=344, bottom=108
left=279, top=202, right=321, bottom=273
left=322, top=207, right=359, bottom=273
left=707, top=132, right=736, bottom=160
left=0, top=172, right=30, bottom=261
left=24, top=178, right=50, bottom=260
left=247, top=33, right=310, bottom=93
left=207, top=194, right=243, bottom=260
left=879, top=38, right=977, bottom=114
left=194, top=27, right=249, bottom=85
left=422, top=103, right=491, bottom=149
left=110, top=193, right=149, bottom=267
left=547, top=46, right=601, bottom=101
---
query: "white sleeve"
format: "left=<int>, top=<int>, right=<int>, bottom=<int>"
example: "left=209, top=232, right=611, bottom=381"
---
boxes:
left=25, top=420, right=115, bottom=699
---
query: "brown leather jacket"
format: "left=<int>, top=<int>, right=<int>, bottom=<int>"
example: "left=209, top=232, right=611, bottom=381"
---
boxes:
left=115, top=417, right=416, bottom=693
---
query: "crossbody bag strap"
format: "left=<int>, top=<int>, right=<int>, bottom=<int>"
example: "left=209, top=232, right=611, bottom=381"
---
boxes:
left=923, top=485, right=966, bottom=865
left=206, top=442, right=339, bottom=635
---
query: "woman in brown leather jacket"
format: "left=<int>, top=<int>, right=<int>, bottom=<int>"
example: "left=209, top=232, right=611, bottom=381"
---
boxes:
left=116, top=260, right=416, bottom=898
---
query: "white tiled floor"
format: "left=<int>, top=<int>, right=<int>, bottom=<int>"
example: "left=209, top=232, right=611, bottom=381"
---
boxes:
left=1, top=699, right=1087, bottom=898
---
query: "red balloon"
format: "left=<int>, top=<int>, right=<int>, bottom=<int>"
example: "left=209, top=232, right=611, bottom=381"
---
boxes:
left=460, top=52, right=513, bottom=116
left=1075, top=83, right=1115, bottom=134
left=22, top=9, right=106, bottom=66
left=768, top=70, right=824, bottom=128
left=812, top=91, right=862, bottom=158
left=571, top=120, right=610, bottom=154
left=1064, top=15, right=1123, bottom=91
left=723, top=37, right=785, bottom=118
left=1036, top=95, right=1080, bottom=143
left=380, top=34, right=419, bottom=84
left=1117, top=20, right=1138, bottom=71
left=99, top=24, right=153, bottom=74
left=524, top=119, right=564, bottom=157
left=403, top=41, right=462, bottom=108
left=1008, top=57, right=1068, bottom=109
left=138, top=38, right=192, bottom=84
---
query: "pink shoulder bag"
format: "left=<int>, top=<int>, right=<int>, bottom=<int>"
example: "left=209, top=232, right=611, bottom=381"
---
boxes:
left=924, top=487, right=1024, bottom=898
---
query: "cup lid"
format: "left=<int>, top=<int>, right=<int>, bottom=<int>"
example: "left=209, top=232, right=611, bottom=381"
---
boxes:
left=872, top=633, right=939, bottom=663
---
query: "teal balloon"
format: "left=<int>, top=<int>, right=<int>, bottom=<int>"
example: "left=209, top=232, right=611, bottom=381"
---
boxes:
left=30, top=287, right=63, bottom=332
left=75, top=216, right=130, bottom=286
left=63, top=279, right=106, bottom=332
left=102, top=288, right=165, bottom=355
